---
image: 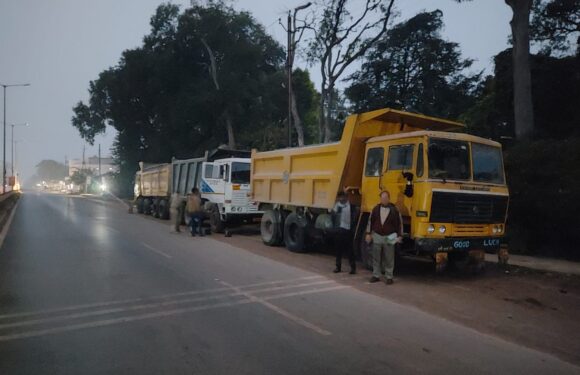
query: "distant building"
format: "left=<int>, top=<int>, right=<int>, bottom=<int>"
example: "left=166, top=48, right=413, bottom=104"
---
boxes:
left=68, top=155, right=118, bottom=176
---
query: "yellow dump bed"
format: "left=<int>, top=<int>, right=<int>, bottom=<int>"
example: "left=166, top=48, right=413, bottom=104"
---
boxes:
left=251, top=108, right=463, bottom=209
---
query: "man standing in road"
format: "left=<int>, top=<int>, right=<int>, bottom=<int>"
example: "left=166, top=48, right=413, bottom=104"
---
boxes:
left=365, top=191, right=403, bottom=285
left=186, top=188, right=204, bottom=237
left=169, top=192, right=182, bottom=233
left=331, top=191, right=357, bottom=275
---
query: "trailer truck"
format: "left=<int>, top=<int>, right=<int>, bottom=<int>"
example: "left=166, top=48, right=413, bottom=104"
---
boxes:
left=251, top=108, right=509, bottom=272
left=134, top=148, right=261, bottom=232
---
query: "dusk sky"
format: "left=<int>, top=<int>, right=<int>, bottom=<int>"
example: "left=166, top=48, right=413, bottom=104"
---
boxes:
left=0, top=0, right=511, bottom=185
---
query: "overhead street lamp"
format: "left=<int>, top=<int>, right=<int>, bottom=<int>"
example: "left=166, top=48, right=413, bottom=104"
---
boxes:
left=1, top=82, right=30, bottom=193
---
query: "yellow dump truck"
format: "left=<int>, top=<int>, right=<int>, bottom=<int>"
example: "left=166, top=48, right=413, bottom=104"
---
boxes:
left=251, top=108, right=509, bottom=272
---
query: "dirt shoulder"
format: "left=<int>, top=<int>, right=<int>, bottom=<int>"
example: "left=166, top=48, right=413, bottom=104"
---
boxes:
left=211, top=227, right=580, bottom=367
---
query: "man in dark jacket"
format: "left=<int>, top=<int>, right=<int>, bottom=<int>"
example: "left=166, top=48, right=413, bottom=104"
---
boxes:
left=331, top=191, right=357, bottom=274
left=365, top=191, right=403, bottom=285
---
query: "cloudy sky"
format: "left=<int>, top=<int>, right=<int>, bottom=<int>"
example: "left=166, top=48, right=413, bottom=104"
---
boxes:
left=0, top=0, right=511, bottom=185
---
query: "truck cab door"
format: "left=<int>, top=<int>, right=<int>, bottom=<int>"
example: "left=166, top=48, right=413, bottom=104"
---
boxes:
left=381, top=141, right=417, bottom=224
left=201, top=162, right=226, bottom=198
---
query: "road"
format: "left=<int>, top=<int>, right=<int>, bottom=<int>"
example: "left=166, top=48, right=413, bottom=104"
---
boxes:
left=0, top=192, right=578, bottom=374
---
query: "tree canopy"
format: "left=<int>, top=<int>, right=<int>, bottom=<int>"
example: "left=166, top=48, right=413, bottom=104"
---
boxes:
left=345, top=10, right=481, bottom=120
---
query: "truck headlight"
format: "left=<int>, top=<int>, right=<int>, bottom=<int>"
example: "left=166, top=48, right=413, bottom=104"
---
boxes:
left=498, top=225, right=503, bottom=233
left=438, top=225, right=446, bottom=234
left=427, top=224, right=435, bottom=234
left=492, top=225, right=499, bottom=234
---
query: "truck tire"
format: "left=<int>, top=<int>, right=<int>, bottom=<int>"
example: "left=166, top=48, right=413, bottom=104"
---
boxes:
left=283, top=212, right=309, bottom=253
left=209, top=205, right=225, bottom=233
left=136, top=197, right=144, bottom=214
left=143, top=198, right=152, bottom=215
left=153, top=198, right=161, bottom=218
left=261, top=210, right=282, bottom=246
left=159, top=199, right=170, bottom=220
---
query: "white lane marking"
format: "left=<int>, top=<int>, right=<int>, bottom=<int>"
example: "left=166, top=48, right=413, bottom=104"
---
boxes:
left=0, top=275, right=324, bottom=320
left=0, top=280, right=336, bottom=329
left=0, top=283, right=347, bottom=342
left=219, top=280, right=333, bottom=336
left=142, top=243, right=172, bottom=259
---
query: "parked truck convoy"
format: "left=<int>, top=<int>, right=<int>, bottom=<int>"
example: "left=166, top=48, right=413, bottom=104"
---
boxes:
left=251, top=108, right=509, bottom=272
left=134, top=148, right=261, bottom=233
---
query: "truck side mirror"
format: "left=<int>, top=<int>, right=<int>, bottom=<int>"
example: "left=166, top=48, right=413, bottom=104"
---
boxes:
left=402, top=172, right=414, bottom=197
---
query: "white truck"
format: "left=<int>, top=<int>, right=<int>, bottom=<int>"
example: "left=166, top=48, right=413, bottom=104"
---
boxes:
left=134, top=149, right=261, bottom=233
left=200, top=157, right=262, bottom=233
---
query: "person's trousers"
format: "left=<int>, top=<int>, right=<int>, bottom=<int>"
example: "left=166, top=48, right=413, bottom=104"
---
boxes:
left=189, top=213, right=204, bottom=235
left=372, top=232, right=395, bottom=279
left=170, top=207, right=180, bottom=232
left=334, top=228, right=355, bottom=271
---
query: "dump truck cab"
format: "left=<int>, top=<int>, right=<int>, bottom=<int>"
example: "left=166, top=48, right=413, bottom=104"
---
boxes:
left=361, top=131, right=508, bottom=271
left=201, top=157, right=262, bottom=233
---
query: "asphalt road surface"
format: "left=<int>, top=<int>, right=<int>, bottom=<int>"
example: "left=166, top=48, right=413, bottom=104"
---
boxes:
left=0, top=192, right=578, bottom=374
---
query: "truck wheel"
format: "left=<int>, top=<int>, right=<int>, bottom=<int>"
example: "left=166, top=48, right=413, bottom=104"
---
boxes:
left=159, top=199, right=170, bottom=220
left=283, top=212, right=309, bottom=253
left=209, top=205, right=225, bottom=233
left=136, top=197, right=144, bottom=214
left=261, top=210, right=282, bottom=246
left=153, top=198, right=161, bottom=218
left=143, top=198, right=152, bottom=215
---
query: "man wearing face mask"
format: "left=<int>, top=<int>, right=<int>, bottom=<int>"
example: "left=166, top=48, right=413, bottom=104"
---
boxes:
left=330, top=191, right=357, bottom=275
left=365, top=190, right=403, bottom=285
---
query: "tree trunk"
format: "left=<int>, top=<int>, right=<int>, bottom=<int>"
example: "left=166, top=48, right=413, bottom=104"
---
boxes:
left=324, top=86, right=334, bottom=143
left=506, top=0, right=535, bottom=140
left=318, top=88, right=326, bottom=143
left=290, top=89, right=305, bottom=147
left=224, top=111, right=236, bottom=149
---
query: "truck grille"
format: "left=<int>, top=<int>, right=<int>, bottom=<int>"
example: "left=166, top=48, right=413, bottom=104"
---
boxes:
left=430, top=191, right=508, bottom=224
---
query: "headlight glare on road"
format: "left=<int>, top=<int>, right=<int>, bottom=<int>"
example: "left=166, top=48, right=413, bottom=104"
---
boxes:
left=427, top=224, right=435, bottom=234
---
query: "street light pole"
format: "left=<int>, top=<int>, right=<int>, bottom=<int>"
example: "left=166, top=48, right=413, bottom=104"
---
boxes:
left=1, top=83, right=30, bottom=193
left=10, top=123, right=28, bottom=176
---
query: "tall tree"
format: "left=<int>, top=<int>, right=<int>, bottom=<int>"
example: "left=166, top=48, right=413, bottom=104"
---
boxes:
left=308, top=0, right=395, bottom=142
left=456, top=0, right=535, bottom=140
left=346, top=10, right=481, bottom=119
left=71, top=3, right=292, bottom=195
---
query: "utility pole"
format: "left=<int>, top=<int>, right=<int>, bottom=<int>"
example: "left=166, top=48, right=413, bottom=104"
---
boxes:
left=98, top=144, right=101, bottom=181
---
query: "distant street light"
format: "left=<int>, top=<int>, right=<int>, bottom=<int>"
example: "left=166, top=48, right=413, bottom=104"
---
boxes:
left=1, top=82, right=30, bottom=193
left=9, top=122, right=28, bottom=176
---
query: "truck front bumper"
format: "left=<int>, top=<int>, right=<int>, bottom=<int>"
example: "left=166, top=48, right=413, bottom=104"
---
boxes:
left=415, top=237, right=502, bottom=253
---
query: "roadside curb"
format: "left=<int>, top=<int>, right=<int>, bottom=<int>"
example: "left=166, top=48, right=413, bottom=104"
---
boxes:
left=0, top=193, right=20, bottom=249
left=485, top=253, right=580, bottom=276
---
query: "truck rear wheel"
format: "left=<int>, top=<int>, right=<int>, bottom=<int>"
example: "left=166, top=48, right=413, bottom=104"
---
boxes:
left=159, top=199, right=170, bottom=220
left=261, top=210, right=282, bottom=246
left=283, top=212, right=309, bottom=253
left=143, top=198, right=152, bottom=215
left=136, top=197, right=144, bottom=214
left=359, top=235, right=373, bottom=270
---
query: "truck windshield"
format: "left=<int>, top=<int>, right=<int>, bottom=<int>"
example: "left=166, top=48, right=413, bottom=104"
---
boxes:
left=472, top=143, right=505, bottom=184
left=231, top=162, right=251, bottom=184
left=428, top=139, right=470, bottom=181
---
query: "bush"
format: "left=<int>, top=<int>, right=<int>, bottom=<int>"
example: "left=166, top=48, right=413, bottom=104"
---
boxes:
left=504, top=137, right=580, bottom=260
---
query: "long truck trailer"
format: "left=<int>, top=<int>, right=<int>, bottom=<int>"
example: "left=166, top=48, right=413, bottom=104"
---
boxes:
left=251, top=108, right=509, bottom=272
left=134, top=148, right=261, bottom=232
